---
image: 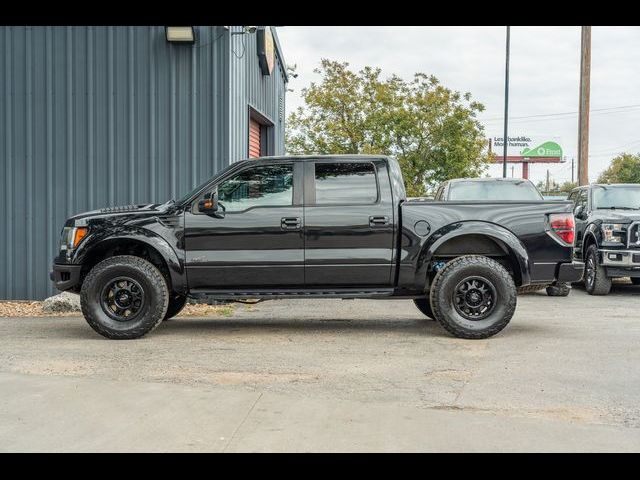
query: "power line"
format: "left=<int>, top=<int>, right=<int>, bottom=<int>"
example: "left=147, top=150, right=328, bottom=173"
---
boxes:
left=479, top=103, right=640, bottom=123
left=481, top=107, right=640, bottom=126
left=590, top=137, right=640, bottom=155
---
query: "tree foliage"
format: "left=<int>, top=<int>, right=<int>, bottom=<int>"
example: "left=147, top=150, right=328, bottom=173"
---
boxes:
left=286, top=60, right=491, bottom=196
left=536, top=179, right=577, bottom=194
left=597, top=153, right=640, bottom=184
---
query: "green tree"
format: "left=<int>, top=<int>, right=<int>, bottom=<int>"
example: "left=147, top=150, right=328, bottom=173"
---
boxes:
left=536, top=178, right=562, bottom=193
left=597, top=153, right=640, bottom=184
left=286, top=59, right=491, bottom=196
left=559, top=181, right=578, bottom=193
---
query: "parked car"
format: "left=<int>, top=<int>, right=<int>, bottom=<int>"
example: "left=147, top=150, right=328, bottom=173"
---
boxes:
left=567, top=183, right=640, bottom=295
left=434, top=177, right=572, bottom=297
left=434, top=177, right=544, bottom=202
left=51, top=155, right=582, bottom=340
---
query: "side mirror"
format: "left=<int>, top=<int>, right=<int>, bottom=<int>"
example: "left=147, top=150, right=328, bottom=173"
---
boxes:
left=198, top=190, right=219, bottom=213
left=574, top=205, right=585, bottom=219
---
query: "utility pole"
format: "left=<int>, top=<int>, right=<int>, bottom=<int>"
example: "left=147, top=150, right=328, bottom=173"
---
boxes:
left=511, top=165, right=514, bottom=178
left=571, top=157, right=575, bottom=183
left=502, top=26, right=511, bottom=178
left=546, top=169, right=550, bottom=193
left=578, top=26, right=591, bottom=185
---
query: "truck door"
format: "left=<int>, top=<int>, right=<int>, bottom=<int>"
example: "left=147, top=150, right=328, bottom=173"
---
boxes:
left=184, top=161, right=305, bottom=289
left=303, top=159, right=395, bottom=287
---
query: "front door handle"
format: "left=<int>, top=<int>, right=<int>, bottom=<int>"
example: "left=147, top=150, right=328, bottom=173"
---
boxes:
left=281, top=217, right=301, bottom=230
left=369, top=216, right=389, bottom=228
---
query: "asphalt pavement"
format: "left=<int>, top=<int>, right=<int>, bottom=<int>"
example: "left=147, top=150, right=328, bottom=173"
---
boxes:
left=1, top=283, right=639, bottom=452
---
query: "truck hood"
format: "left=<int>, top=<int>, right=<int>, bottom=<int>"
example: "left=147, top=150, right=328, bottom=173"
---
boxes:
left=64, top=202, right=172, bottom=226
left=594, top=209, right=640, bottom=223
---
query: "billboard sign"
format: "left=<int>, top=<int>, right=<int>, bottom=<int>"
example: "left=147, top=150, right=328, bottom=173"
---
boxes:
left=491, top=135, right=563, bottom=158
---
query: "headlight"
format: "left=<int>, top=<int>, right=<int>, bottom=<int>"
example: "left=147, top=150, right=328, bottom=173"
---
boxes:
left=601, top=223, right=625, bottom=243
left=60, top=227, right=89, bottom=251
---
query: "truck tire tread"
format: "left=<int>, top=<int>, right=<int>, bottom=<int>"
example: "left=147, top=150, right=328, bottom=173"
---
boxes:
left=80, top=255, right=169, bottom=339
left=430, top=255, right=517, bottom=339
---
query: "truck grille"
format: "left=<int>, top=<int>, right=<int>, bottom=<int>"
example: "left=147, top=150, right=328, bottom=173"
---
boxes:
left=628, top=222, right=640, bottom=248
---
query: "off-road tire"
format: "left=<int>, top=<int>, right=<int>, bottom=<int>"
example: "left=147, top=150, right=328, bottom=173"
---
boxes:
left=546, top=282, right=571, bottom=297
left=163, top=294, right=188, bottom=321
left=517, top=284, right=547, bottom=295
left=630, top=277, right=640, bottom=286
left=584, top=245, right=612, bottom=295
left=413, top=297, right=435, bottom=320
left=430, top=255, right=517, bottom=339
left=80, top=255, right=169, bottom=339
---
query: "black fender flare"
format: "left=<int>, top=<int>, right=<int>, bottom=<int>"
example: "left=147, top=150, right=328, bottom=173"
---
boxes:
left=73, top=227, right=186, bottom=293
left=583, top=223, right=600, bottom=255
left=415, top=221, right=531, bottom=288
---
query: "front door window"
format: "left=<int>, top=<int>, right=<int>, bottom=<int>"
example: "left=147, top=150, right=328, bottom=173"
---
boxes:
left=218, top=165, right=294, bottom=213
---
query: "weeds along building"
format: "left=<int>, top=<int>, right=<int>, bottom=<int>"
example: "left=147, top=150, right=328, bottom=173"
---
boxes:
left=0, top=26, right=288, bottom=299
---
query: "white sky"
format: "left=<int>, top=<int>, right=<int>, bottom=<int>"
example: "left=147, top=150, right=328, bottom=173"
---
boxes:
left=277, top=26, right=640, bottom=185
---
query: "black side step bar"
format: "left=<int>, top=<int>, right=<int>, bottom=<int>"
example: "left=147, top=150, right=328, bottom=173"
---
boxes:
left=189, top=288, right=395, bottom=301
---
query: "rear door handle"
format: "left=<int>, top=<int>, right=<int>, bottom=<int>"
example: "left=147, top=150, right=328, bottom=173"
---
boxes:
left=281, top=217, right=301, bottom=230
left=369, top=216, right=389, bottom=228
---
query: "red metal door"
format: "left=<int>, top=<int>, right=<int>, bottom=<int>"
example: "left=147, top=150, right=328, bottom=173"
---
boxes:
left=249, top=118, right=261, bottom=158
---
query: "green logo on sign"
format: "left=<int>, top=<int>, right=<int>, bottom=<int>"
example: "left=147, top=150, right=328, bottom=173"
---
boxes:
left=520, top=141, right=562, bottom=158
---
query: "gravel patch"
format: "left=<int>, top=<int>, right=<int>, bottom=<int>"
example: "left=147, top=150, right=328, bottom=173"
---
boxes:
left=0, top=300, right=234, bottom=318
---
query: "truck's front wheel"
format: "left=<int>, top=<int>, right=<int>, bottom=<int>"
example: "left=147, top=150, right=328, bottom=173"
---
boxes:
left=80, top=255, right=169, bottom=339
left=584, top=245, right=612, bottom=295
left=430, top=256, right=517, bottom=339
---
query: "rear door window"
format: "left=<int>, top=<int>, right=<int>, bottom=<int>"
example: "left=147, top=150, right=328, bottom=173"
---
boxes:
left=313, top=162, right=378, bottom=205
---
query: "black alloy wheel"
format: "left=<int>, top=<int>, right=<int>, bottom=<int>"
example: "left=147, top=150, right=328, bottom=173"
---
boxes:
left=100, top=277, right=145, bottom=321
left=452, top=276, right=497, bottom=321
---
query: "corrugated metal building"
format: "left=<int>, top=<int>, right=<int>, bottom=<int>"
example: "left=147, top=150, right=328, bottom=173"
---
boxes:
left=0, top=25, right=288, bottom=299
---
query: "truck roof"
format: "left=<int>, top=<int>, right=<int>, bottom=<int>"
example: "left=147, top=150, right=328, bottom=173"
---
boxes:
left=446, top=177, right=534, bottom=183
left=243, top=154, right=391, bottom=162
left=589, top=183, right=640, bottom=187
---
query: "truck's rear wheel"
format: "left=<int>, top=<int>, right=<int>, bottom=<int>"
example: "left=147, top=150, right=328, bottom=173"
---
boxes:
left=163, top=294, right=187, bottom=321
left=430, top=255, right=517, bottom=339
left=413, top=298, right=435, bottom=320
left=584, top=245, right=612, bottom=295
left=80, top=255, right=169, bottom=339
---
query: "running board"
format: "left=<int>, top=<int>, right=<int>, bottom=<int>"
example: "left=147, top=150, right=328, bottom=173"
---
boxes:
left=189, top=288, right=395, bottom=300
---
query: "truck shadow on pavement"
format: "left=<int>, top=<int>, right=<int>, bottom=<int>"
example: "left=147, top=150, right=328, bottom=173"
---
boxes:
left=21, top=315, right=545, bottom=341
left=570, top=281, right=640, bottom=295
left=152, top=317, right=545, bottom=339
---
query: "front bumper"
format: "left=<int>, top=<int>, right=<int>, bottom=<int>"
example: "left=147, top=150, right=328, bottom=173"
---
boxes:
left=557, top=261, right=585, bottom=283
left=49, top=264, right=82, bottom=291
left=600, top=249, right=640, bottom=268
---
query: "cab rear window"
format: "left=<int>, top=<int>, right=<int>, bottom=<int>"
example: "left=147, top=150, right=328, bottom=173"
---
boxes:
left=448, top=181, right=543, bottom=201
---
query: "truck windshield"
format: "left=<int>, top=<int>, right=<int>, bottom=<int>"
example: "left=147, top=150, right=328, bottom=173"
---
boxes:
left=447, top=180, right=543, bottom=201
left=175, top=162, right=242, bottom=205
left=592, top=185, right=640, bottom=210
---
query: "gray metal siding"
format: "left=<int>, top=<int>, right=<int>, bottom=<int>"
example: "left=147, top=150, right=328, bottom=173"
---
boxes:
left=1, top=25, right=276, bottom=300
left=228, top=26, right=287, bottom=161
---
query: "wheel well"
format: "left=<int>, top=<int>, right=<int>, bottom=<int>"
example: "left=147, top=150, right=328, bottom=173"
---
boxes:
left=431, top=234, right=523, bottom=286
left=583, top=233, right=597, bottom=257
left=79, top=239, right=172, bottom=291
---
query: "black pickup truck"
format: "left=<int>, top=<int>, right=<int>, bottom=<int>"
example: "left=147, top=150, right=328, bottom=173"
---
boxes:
left=434, top=177, right=572, bottom=297
left=51, top=155, right=583, bottom=340
left=568, top=183, right=640, bottom=295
